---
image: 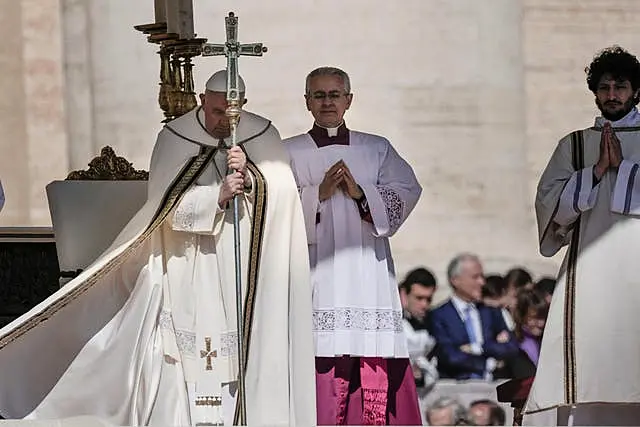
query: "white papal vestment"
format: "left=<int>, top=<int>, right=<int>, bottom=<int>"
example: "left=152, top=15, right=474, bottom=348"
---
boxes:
left=284, top=130, right=421, bottom=358
left=524, top=108, right=640, bottom=425
left=0, top=108, right=316, bottom=426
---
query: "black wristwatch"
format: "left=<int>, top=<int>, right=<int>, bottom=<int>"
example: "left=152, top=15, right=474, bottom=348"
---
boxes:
left=354, top=187, right=368, bottom=210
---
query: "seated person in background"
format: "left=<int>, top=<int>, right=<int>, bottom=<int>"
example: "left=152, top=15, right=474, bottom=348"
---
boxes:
left=534, top=276, right=556, bottom=304
left=504, top=267, right=534, bottom=294
left=510, top=289, right=548, bottom=378
left=400, top=267, right=437, bottom=329
left=481, top=275, right=506, bottom=308
left=505, top=267, right=534, bottom=288
left=426, top=396, right=470, bottom=426
left=482, top=274, right=515, bottom=331
left=501, top=267, right=533, bottom=328
left=399, top=267, right=439, bottom=393
left=428, top=253, right=519, bottom=380
left=468, top=399, right=506, bottom=426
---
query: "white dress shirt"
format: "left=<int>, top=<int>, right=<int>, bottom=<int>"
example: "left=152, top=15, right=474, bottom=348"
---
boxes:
left=451, top=295, right=484, bottom=350
left=451, top=295, right=497, bottom=380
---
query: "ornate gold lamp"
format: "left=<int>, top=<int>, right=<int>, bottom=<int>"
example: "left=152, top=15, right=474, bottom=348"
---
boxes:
left=134, top=5, right=207, bottom=123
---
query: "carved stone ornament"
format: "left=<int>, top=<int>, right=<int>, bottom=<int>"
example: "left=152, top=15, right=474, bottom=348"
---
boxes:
left=66, top=146, right=149, bottom=181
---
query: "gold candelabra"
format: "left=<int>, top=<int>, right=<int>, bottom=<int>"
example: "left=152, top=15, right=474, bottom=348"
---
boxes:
left=134, top=23, right=207, bottom=122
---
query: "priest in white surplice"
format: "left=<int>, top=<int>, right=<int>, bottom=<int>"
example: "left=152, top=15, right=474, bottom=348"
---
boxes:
left=524, top=46, right=640, bottom=425
left=0, top=70, right=316, bottom=426
left=284, top=67, right=422, bottom=425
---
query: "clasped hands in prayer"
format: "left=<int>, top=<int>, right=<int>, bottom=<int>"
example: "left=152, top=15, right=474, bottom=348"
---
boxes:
left=218, top=146, right=251, bottom=208
left=319, top=160, right=363, bottom=202
left=594, top=122, right=624, bottom=179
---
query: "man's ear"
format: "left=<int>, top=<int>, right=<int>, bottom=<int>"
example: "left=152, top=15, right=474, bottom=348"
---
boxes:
left=399, top=288, right=408, bottom=308
left=449, top=279, right=458, bottom=292
left=199, top=93, right=205, bottom=105
left=345, top=93, right=353, bottom=110
left=242, top=98, right=248, bottom=106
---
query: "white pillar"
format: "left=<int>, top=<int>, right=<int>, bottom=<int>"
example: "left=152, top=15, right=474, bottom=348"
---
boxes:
left=389, top=1, right=532, bottom=279
left=61, top=0, right=163, bottom=172
left=22, top=0, right=68, bottom=225
left=0, top=0, right=67, bottom=226
left=60, top=0, right=94, bottom=172
left=0, top=0, right=29, bottom=226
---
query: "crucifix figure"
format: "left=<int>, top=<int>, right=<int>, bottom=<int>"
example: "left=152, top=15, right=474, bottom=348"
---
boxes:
left=200, top=337, right=218, bottom=371
left=200, top=12, right=267, bottom=425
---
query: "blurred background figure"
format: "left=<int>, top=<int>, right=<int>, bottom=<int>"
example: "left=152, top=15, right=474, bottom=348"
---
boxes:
left=502, top=267, right=534, bottom=315
left=400, top=267, right=439, bottom=394
left=482, top=274, right=515, bottom=331
left=481, top=275, right=507, bottom=309
left=509, top=288, right=549, bottom=378
left=425, top=396, right=470, bottom=426
left=400, top=267, right=437, bottom=329
left=468, top=399, right=506, bottom=426
left=534, top=276, right=557, bottom=304
left=428, top=254, right=519, bottom=380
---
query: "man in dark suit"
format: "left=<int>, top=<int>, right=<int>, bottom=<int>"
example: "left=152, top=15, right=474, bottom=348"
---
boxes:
left=428, top=253, right=519, bottom=380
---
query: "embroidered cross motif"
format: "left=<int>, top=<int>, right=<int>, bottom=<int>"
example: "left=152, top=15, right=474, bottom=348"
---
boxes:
left=200, top=337, right=218, bottom=371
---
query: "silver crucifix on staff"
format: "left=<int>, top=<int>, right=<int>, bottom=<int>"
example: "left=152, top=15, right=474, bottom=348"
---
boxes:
left=201, top=12, right=267, bottom=425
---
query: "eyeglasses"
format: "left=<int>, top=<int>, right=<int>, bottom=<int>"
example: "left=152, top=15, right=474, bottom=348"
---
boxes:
left=308, top=91, right=350, bottom=101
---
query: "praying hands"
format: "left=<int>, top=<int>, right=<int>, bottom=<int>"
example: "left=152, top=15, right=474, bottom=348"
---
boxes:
left=319, top=160, right=363, bottom=202
left=595, top=122, right=624, bottom=179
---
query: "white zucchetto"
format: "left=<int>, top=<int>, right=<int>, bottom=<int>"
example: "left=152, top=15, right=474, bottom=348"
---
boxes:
left=205, top=70, right=246, bottom=93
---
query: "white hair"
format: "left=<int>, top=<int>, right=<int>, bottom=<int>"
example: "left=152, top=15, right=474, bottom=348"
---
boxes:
left=447, top=253, right=481, bottom=284
left=426, top=396, right=469, bottom=425
left=305, top=66, right=351, bottom=94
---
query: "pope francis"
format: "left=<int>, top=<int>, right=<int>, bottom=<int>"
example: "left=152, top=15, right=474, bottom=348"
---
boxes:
left=0, top=70, right=317, bottom=426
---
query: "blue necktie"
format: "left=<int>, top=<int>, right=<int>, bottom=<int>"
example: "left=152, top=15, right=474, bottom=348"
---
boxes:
left=464, top=305, right=477, bottom=345
left=464, top=305, right=482, bottom=379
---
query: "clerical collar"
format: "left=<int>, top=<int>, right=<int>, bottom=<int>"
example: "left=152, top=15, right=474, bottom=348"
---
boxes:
left=308, top=122, right=349, bottom=148
left=311, top=122, right=348, bottom=137
left=594, top=107, right=640, bottom=128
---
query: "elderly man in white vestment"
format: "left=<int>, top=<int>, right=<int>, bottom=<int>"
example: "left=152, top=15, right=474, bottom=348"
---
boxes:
left=0, top=70, right=316, bottom=426
left=524, top=46, right=640, bottom=426
left=284, top=66, right=422, bottom=425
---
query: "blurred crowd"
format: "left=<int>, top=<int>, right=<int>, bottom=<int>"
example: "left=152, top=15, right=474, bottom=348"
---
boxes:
left=399, top=253, right=555, bottom=425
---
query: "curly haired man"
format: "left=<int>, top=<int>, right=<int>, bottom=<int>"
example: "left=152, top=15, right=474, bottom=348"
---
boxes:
left=524, top=46, right=640, bottom=425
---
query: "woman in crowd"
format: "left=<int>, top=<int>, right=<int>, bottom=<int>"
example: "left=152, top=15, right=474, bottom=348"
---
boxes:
left=509, top=289, right=548, bottom=378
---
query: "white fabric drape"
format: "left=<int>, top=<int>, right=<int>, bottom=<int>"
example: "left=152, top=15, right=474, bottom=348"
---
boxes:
left=528, top=109, right=640, bottom=423
left=0, top=109, right=317, bottom=426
